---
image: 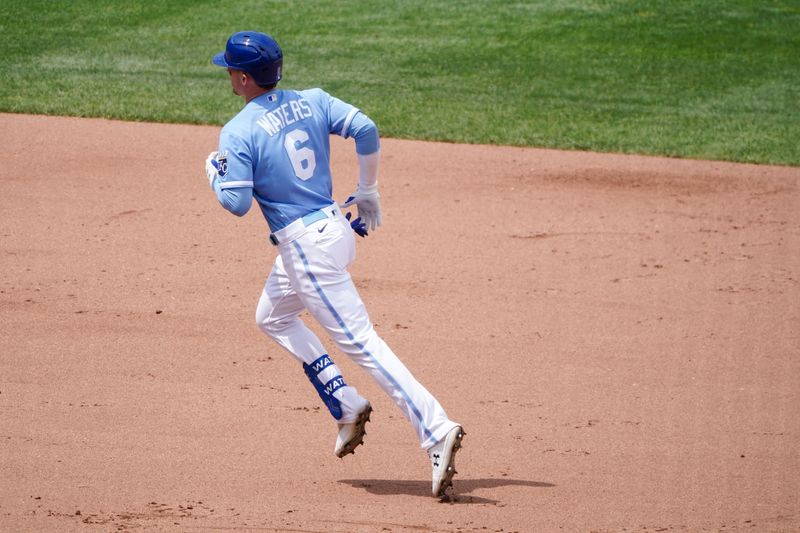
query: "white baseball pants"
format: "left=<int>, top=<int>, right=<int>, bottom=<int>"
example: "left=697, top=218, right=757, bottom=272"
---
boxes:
left=255, top=205, right=457, bottom=450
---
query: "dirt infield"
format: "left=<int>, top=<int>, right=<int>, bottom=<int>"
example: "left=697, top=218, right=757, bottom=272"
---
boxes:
left=1, top=112, right=798, bottom=532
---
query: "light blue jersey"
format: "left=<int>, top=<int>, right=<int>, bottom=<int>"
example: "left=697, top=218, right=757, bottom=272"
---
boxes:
left=212, top=88, right=380, bottom=231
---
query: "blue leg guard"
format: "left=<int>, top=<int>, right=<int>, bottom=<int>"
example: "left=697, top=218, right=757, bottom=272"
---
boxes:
left=303, top=354, right=346, bottom=420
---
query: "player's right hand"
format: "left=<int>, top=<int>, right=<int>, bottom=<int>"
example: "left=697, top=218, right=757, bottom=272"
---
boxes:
left=205, top=151, right=219, bottom=187
left=341, top=183, right=382, bottom=231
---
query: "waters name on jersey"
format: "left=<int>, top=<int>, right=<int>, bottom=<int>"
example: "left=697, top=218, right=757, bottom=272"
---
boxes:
left=257, top=98, right=313, bottom=137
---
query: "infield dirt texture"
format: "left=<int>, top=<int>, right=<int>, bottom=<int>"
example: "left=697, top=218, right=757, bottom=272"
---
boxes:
left=1, top=113, right=798, bottom=532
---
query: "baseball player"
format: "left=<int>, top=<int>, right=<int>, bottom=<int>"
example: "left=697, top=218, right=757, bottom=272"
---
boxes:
left=204, top=31, right=464, bottom=498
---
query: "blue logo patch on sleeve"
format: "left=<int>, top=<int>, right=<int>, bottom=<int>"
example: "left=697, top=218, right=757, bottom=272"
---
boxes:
left=215, top=151, right=229, bottom=177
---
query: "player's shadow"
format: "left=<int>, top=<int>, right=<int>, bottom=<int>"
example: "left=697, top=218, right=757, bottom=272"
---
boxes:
left=338, top=478, right=554, bottom=505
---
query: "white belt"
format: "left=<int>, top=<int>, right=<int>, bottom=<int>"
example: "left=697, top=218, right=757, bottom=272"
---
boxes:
left=269, top=204, right=339, bottom=246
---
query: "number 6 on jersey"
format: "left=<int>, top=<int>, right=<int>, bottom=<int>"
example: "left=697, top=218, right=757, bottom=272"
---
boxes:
left=284, top=128, right=316, bottom=180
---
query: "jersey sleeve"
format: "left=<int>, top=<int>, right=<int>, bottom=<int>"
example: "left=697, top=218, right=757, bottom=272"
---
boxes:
left=213, top=128, right=254, bottom=216
left=217, top=129, right=254, bottom=189
left=316, top=89, right=380, bottom=155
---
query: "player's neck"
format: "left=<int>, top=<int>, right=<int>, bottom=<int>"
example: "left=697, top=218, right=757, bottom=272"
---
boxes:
left=244, top=90, right=268, bottom=103
left=242, top=85, right=270, bottom=104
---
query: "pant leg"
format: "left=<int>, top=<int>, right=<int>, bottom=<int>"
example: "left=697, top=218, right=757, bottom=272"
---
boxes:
left=255, top=254, right=368, bottom=423
left=255, top=254, right=327, bottom=361
left=280, top=212, right=458, bottom=449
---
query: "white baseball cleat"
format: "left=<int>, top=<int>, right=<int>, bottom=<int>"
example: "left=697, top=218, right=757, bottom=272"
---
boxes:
left=428, top=425, right=465, bottom=498
left=334, top=400, right=372, bottom=458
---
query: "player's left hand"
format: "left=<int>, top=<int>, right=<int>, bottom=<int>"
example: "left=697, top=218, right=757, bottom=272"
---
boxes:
left=205, top=151, right=220, bottom=187
left=346, top=212, right=368, bottom=238
left=341, top=183, right=382, bottom=231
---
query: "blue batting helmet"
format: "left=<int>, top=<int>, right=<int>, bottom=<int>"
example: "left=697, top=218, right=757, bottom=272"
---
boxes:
left=212, top=31, right=283, bottom=86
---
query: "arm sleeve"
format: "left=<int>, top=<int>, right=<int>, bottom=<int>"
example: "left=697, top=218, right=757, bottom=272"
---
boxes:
left=348, top=111, right=380, bottom=156
left=212, top=180, right=253, bottom=217
left=348, top=112, right=380, bottom=187
left=357, top=151, right=379, bottom=188
left=213, top=130, right=255, bottom=217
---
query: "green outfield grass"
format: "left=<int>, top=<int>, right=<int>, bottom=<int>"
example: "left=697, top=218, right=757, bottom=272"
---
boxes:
left=1, top=0, right=798, bottom=165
